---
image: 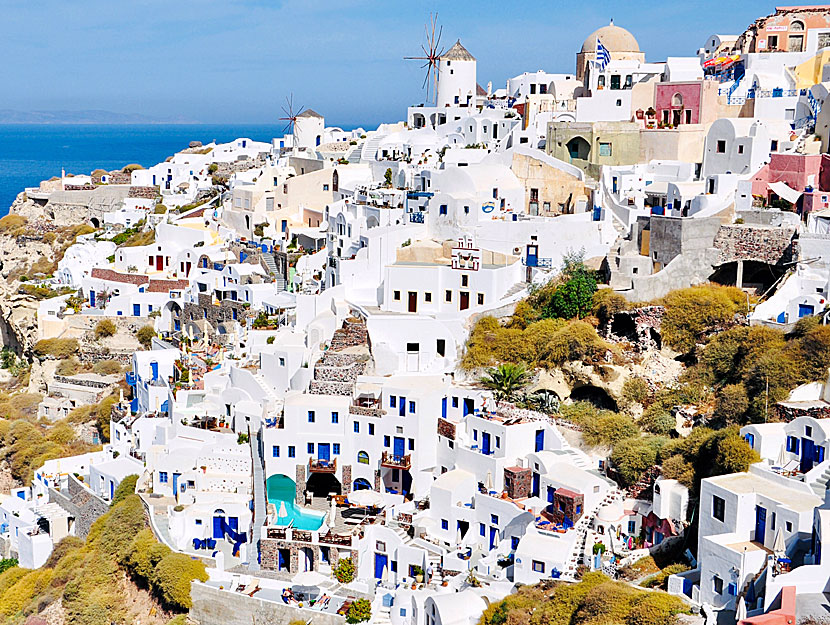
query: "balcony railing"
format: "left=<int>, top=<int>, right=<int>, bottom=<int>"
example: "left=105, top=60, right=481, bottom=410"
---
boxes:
left=381, top=452, right=411, bottom=470
left=308, top=457, right=337, bottom=473
left=319, top=531, right=353, bottom=546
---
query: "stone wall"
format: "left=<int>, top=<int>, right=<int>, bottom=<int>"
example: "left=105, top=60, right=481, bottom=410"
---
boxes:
left=128, top=186, right=158, bottom=199
left=437, top=418, right=456, bottom=440
left=260, top=537, right=356, bottom=574
left=714, top=224, right=797, bottom=266
left=190, top=582, right=346, bottom=625
left=775, top=402, right=830, bottom=422
left=48, top=474, right=109, bottom=539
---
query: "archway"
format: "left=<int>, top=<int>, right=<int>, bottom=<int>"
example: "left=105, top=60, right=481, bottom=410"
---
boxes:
left=566, top=137, right=591, bottom=161
left=90, top=217, right=100, bottom=229
left=569, top=385, right=618, bottom=411
left=352, top=477, right=372, bottom=491
left=212, top=508, right=226, bottom=539
left=306, top=473, right=341, bottom=497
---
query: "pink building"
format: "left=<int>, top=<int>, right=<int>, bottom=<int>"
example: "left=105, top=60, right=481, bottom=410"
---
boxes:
left=750, top=154, right=830, bottom=212
left=653, top=80, right=719, bottom=127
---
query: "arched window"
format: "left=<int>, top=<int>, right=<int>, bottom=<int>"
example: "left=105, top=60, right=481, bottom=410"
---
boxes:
left=672, top=93, right=683, bottom=107
left=332, top=170, right=339, bottom=193
left=357, top=451, right=369, bottom=465
left=790, top=20, right=804, bottom=32
left=597, top=75, right=606, bottom=88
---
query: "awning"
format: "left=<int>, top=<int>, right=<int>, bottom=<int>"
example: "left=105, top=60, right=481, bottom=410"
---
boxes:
left=769, top=181, right=802, bottom=204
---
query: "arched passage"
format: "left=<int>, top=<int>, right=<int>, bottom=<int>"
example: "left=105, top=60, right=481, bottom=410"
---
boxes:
left=569, top=385, right=618, bottom=411
left=566, top=137, right=591, bottom=161
left=306, top=473, right=341, bottom=497
left=352, top=477, right=372, bottom=491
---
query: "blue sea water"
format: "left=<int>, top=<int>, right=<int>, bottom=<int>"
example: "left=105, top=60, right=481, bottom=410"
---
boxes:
left=0, top=123, right=362, bottom=217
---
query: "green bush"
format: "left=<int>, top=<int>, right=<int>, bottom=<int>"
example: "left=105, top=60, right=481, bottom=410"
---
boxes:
left=592, top=288, right=629, bottom=324
left=0, top=558, right=17, bottom=575
left=88, top=494, right=146, bottom=561
left=346, top=598, right=372, bottom=624
left=33, top=338, right=79, bottom=359
left=660, top=284, right=745, bottom=353
left=581, top=412, right=639, bottom=447
left=621, top=377, right=649, bottom=408
left=611, top=436, right=666, bottom=486
left=333, top=557, right=355, bottom=583
left=56, top=356, right=80, bottom=376
left=639, top=409, right=676, bottom=435
left=111, top=475, right=139, bottom=506
left=151, top=552, right=208, bottom=610
left=136, top=325, right=156, bottom=349
left=714, top=383, right=749, bottom=425
left=94, top=319, right=117, bottom=339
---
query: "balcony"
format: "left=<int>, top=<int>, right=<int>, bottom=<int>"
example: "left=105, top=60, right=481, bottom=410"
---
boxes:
left=349, top=397, right=384, bottom=418
left=381, top=452, right=411, bottom=470
left=308, top=457, right=337, bottom=473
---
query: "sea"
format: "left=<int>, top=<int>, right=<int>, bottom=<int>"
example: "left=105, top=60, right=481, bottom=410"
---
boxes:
left=0, top=123, right=363, bottom=217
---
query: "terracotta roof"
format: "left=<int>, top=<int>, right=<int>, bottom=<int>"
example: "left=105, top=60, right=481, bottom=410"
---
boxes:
left=90, top=268, right=148, bottom=285
left=476, top=83, right=487, bottom=96
left=147, top=279, right=190, bottom=293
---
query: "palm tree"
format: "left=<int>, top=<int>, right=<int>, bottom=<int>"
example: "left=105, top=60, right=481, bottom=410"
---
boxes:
left=480, top=363, right=530, bottom=405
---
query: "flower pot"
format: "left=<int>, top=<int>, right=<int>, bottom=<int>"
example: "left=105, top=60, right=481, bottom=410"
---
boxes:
left=415, top=574, right=423, bottom=583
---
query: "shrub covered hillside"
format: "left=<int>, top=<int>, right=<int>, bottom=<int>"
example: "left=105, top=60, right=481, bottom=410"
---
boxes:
left=480, top=571, right=689, bottom=625
left=0, top=481, right=207, bottom=625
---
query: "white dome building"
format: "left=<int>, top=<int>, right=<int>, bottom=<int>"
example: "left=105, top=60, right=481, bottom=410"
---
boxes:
left=437, top=40, right=477, bottom=109
left=576, top=21, right=645, bottom=81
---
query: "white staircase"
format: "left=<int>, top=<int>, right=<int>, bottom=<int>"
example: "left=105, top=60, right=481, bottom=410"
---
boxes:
left=360, top=134, right=385, bottom=162
left=562, top=488, right=624, bottom=580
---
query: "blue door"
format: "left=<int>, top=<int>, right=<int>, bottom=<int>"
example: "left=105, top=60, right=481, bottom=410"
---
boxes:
left=89, top=290, right=96, bottom=307
left=133, top=304, right=141, bottom=316
left=799, top=304, right=815, bottom=318
left=213, top=516, right=225, bottom=539
left=374, top=553, right=388, bottom=579
left=532, top=473, right=540, bottom=497
left=172, top=473, right=180, bottom=498
left=399, top=396, right=406, bottom=417
left=442, top=398, right=447, bottom=418
left=535, top=429, right=544, bottom=452
left=393, top=437, right=405, bottom=459
left=228, top=517, right=239, bottom=533
left=463, top=398, right=474, bottom=416
left=526, top=245, right=538, bottom=267
left=110, top=481, right=114, bottom=500
left=755, top=506, right=767, bottom=543
left=489, top=527, right=498, bottom=549
left=318, top=443, right=331, bottom=461
left=482, top=432, right=491, bottom=455
left=803, top=438, right=816, bottom=473
left=278, top=549, right=287, bottom=570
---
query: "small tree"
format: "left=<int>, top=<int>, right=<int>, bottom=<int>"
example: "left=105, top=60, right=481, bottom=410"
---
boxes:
left=480, top=363, right=530, bottom=404
left=384, top=168, right=393, bottom=188
left=333, top=557, right=355, bottom=583
left=95, top=319, right=117, bottom=339
left=346, top=598, right=372, bottom=624
left=136, top=325, right=156, bottom=349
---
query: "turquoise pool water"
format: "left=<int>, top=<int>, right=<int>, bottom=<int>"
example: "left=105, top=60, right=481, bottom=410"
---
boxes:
left=266, top=474, right=326, bottom=531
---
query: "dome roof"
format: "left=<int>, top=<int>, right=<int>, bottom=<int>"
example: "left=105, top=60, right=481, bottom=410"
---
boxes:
left=596, top=500, right=625, bottom=524
left=581, top=22, right=640, bottom=54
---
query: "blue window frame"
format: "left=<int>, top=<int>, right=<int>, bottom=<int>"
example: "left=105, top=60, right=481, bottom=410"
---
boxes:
left=272, top=445, right=280, bottom=457
left=744, top=433, right=755, bottom=448
left=159, top=472, right=168, bottom=483
left=307, top=443, right=314, bottom=454
left=308, top=410, right=315, bottom=423
left=628, top=520, right=636, bottom=533
left=409, top=401, right=415, bottom=413
left=354, top=422, right=360, bottom=433
left=576, top=505, right=582, bottom=514
left=384, top=435, right=390, bottom=447
left=473, top=430, right=478, bottom=441
left=331, top=412, right=339, bottom=424
left=288, top=446, right=296, bottom=458
left=787, top=436, right=800, bottom=454
left=491, top=514, right=499, bottom=525
left=441, top=519, right=449, bottom=530
left=439, top=205, right=448, bottom=215
left=480, top=523, right=485, bottom=536
left=369, top=423, right=375, bottom=435
left=511, top=536, right=520, bottom=550
left=400, top=609, right=406, bottom=617
left=333, top=443, right=340, bottom=455
left=390, top=395, right=397, bottom=408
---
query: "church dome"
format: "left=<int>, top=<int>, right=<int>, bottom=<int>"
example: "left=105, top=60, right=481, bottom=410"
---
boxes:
left=581, top=22, right=640, bottom=54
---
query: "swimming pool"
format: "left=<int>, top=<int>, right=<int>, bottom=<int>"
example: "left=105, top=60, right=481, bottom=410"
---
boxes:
left=266, top=474, right=326, bottom=531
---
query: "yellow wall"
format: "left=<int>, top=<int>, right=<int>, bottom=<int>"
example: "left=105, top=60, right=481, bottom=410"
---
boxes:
left=792, top=50, right=830, bottom=90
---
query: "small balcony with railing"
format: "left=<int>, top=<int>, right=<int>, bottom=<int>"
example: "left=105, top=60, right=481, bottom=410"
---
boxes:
left=381, top=452, right=411, bottom=470
left=308, top=457, right=337, bottom=473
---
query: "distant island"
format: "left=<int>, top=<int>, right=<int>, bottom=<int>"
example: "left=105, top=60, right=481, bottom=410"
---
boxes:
left=0, top=109, right=196, bottom=124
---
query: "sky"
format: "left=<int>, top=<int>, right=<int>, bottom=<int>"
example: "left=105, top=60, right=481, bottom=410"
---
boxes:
left=0, top=0, right=767, bottom=126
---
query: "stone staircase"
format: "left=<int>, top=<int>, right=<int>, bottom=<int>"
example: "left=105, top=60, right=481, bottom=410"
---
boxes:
left=562, top=488, right=625, bottom=580
left=809, top=462, right=830, bottom=497
left=503, top=281, right=529, bottom=298
left=360, top=134, right=385, bottom=162
left=374, top=605, right=392, bottom=625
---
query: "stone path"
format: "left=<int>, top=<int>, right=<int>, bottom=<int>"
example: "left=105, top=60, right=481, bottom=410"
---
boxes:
left=248, top=428, right=266, bottom=570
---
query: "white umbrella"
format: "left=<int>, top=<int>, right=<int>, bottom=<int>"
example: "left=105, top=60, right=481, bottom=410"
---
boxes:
left=329, top=498, right=337, bottom=525
left=278, top=501, right=288, bottom=518
left=484, top=471, right=493, bottom=492
left=772, top=526, right=786, bottom=556
left=776, top=444, right=787, bottom=469
left=736, top=596, right=747, bottom=623
left=292, top=570, right=328, bottom=587
left=456, top=527, right=463, bottom=546
left=348, top=489, right=384, bottom=507
left=381, top=562, right=390, bottom=584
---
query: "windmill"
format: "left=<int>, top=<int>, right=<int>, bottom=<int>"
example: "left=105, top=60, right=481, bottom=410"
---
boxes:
left=279, top=94, right=305, bottom=151
left=404, top=13, right=445, bottom=104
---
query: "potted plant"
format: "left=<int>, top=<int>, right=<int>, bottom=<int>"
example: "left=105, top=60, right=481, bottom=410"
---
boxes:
left=412, top=565, right=424, bottom=583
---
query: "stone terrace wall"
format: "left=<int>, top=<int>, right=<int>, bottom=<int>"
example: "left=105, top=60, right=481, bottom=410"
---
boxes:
left=714, top=225, right=797, bottom=266
left=48, top=474, right=109, bottom=539
left=190, top=582, right=346, bottom=625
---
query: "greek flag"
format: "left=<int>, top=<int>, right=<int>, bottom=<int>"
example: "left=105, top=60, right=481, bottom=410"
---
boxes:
left=596, top=38, right=611, bottom=72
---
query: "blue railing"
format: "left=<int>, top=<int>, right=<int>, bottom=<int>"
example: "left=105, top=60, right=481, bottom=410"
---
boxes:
left=522, top=257, right=553, bottom=268
left=409, top=212, right=425, bottom=223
